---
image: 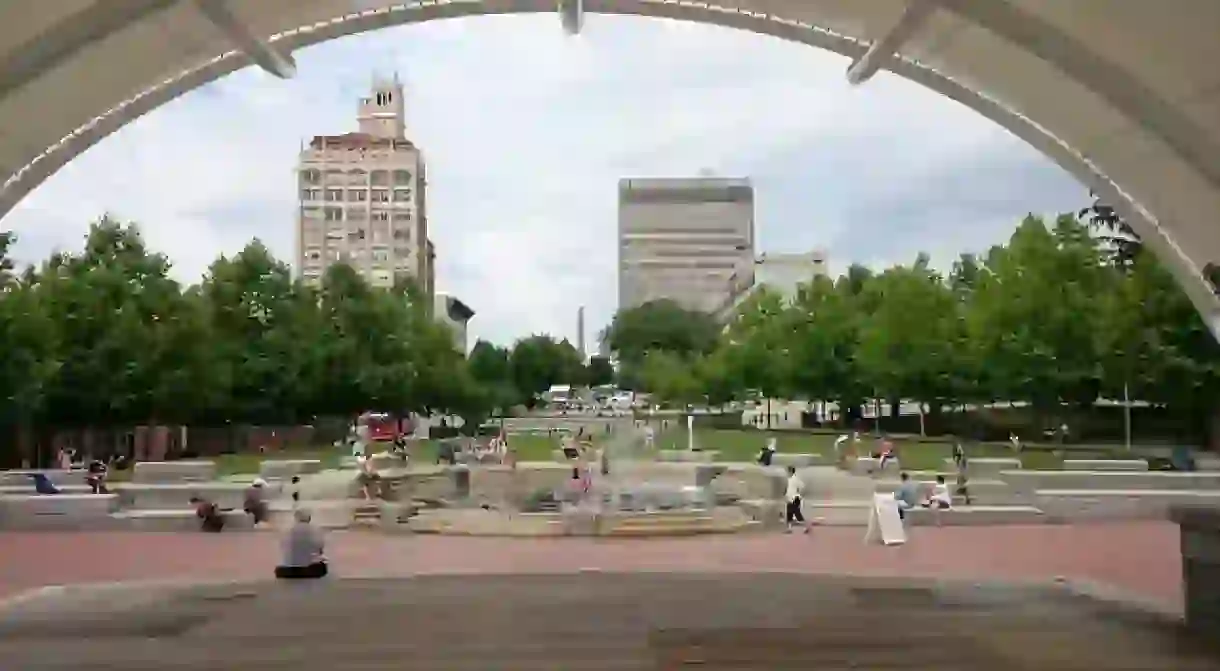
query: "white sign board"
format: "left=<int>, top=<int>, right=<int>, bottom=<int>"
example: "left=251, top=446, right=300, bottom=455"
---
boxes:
left=864, top=493, right=907, bottom=546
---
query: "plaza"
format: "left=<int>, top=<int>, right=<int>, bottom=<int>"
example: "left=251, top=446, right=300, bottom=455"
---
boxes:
left=3, top=0, right=1220, bottom=667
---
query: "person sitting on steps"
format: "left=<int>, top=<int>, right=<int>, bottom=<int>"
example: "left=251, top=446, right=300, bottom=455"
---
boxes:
left=274, top=508, right=328, bottom=580
left=922, top=475, right=952, bottom=510
left=190, top=495, right=225, bottom=532
left=243, top=478, right=270, bottom=525
left=893, top=472, right=921, bottom=521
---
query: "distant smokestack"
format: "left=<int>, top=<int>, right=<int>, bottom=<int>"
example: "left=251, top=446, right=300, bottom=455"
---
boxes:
left=577, top=306, right=586, bottom=358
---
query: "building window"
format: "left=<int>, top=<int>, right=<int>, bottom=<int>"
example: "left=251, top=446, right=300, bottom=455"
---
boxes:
left=349, top=228, right=367, bottom=242
left=300, top=169, right=321, bottom=185
left=325, top=189, right=343, bottom=202
left=306, top=249, right=322, bottom=261
left=393, top=169, right=412, bottom=185
left=372, top=211, right=390, bottom=222
left=393, top=189, right=412, bottom=202
left=371, top=190, right=390, bottom=203
left=348, top=189, right=367, bottom=202
left=346, top=208, right=367, bottom=221
left=370, top=170, right=389, bottom=186
left=323, top=207, right=343, bottom=222
left=392, top=229, right=410, bottom=241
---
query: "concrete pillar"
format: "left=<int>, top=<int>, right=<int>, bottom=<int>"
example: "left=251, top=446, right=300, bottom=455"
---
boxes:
left=1170, top=505, right=1220, bottom=635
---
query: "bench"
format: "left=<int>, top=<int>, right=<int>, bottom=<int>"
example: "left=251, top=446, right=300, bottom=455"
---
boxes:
left=131, top=460, right=217, bottom=483
left=108, top=508, right=256, bottom=532
left=1061, top=459, right=1148, bottom=472
left=259, top=459, right=323, bottom=480
left=0, top=493, right=119, bottom=530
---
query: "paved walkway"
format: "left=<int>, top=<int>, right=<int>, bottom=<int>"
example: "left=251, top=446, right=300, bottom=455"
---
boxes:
left=0, top=521, right=1182, bottom=609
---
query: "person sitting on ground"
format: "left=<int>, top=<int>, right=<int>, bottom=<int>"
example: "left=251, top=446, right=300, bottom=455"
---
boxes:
left=190, top=495, right=225, bottom=533
left=30, top=473, right=61, bottom=495
left=274, top=508, right=328, bottom=580
left=784, top=466, right=813, bottom=534
left=243, top=478, right=270, bottom=525
left=922, top=475, right=952, bottom=510
left=893, top=472, right=921, bottom=520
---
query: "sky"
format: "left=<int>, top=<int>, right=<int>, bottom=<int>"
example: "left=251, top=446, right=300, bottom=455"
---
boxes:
left=3, top=13, right=1088, bottom=349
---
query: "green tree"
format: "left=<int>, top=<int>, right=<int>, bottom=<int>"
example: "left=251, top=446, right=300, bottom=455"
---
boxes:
left=965, top=214, right=1107, bottom=420
left=586, top=355, right=615, bottom=387
left=785, top=275, right=866, bottom=423
left=603, top=299, right=719, bottom=364
left=509, top=335, right=585, bottom=405
left=637, top=349, right=702, bottom=407
left=855, top=258, right=965, bottom=421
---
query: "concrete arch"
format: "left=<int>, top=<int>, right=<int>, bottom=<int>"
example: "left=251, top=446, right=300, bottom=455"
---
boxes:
left=1, top=0, right=1218, bottom=333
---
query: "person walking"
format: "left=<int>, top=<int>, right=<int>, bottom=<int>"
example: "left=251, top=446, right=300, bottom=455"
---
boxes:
left=784, top=466, right=812, bottom=534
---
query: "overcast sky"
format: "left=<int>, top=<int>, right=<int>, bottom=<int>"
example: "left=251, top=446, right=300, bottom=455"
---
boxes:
left=4, top=14, right=1088, bottom=349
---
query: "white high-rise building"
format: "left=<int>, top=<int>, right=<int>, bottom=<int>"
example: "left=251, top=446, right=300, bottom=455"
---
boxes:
left=295, top=74, right=433, bottom=296
left=617, top=177, right=755, bottom=313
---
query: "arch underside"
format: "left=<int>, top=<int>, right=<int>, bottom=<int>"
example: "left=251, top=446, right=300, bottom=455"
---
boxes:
left=1, top=0, right=1218, bottom=330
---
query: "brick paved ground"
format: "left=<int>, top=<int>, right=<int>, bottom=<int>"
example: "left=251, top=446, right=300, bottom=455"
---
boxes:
left=0, top=521, right=1182, bottom=607
left=1, top=573, right=1215, bottom=670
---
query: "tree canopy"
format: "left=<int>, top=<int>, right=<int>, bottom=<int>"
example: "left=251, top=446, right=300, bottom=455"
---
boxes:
left=0, top=216, right=486, bottom=460
left=622, top=210, right=1220, bottom=442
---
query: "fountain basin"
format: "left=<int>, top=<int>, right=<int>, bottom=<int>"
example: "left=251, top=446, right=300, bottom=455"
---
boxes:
left=405, top=505, right=757, bottom=537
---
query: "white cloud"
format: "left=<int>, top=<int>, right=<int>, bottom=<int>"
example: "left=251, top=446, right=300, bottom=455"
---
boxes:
left=2, top=13, right=1087, bottom=348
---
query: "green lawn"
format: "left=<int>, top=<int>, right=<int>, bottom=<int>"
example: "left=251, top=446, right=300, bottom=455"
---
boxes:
left=654, top=428, right=1128, bottom=471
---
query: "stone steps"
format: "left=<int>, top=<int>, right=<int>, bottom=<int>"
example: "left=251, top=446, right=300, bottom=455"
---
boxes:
left=1035, top=488, right=1220, bottom=520
left=1002, top=470, right=1220, bottom=492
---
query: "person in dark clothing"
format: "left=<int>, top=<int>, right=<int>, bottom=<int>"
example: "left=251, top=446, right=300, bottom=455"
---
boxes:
left=85, top=459, right=109, bottom=494
left=190, top=496, right=225, bottom=532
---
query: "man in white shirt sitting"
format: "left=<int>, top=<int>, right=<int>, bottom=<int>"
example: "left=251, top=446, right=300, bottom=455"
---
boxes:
left=784, top=467, right=813, bottom=534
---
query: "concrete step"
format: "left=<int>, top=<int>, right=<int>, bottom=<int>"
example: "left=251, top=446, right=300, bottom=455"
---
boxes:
left=873, top=478, right=1017, bottom=505
left=107, top=508, right=259, bottom=532
left=1034, top=488, right=1220, bottom=520
left=1061, top=459, right=1148, bottom=472
left=904, top=505, right=1045, bottom=526
left=1003, top=470, right=1220, bottom=492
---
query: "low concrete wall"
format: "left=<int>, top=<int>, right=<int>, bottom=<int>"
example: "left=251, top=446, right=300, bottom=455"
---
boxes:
left=1061, top=459, right=1148, bottom=472
left=113, top=482, right=255, bottom=510
left=131, top=460, right=216, bottom=483
left=1002, top=470, right=1220, bottom=492
left=943, top=458, right=1022, bottom=478
left=657, top=450, right=719, bottom=463
left=1035, top=489, right=1220, bottom=520
left=0, top=493, right=119, bottom=530
left=904, top=505, right=1045, bottom=526
left=874, top=478, right=1017, bottom=505
left=0, top=469, right=86, bottom=488
left=259, top=459, right=323, bottom=480
left=771, top=453, right=829, bottom=468
left=108, top=509, right=255, bottom=532
left=848, top=457, right=901, bottom=476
